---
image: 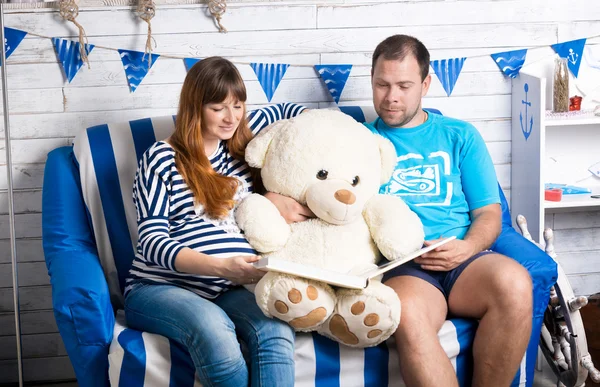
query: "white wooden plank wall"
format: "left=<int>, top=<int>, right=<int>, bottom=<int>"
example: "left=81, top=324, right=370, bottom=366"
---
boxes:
left=0, top=0, right=599, bottom=383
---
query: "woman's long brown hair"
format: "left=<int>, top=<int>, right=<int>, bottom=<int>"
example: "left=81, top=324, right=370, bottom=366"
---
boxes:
left=170, top=57, right=260, bottom=219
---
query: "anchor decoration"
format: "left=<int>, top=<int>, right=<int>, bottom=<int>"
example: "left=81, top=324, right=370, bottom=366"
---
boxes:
left=551, top=38, right=586, bottom=77
left=520, top=83, right=533, bottom=141
left=567, top=48, right=579, bottom=66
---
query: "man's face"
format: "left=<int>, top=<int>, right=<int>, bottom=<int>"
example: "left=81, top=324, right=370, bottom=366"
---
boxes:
left=371, top=55, right=431, bottom=128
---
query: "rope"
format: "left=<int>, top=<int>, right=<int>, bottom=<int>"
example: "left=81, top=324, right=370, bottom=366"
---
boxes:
left=59, top=0, right=90, bottom=68
left=137, top=0, right=157, bottom=67
left=208, top=0, right=227, bottom=33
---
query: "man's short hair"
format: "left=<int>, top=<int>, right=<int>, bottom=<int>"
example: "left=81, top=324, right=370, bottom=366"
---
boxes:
left=372, top=35, right=430, bottom=81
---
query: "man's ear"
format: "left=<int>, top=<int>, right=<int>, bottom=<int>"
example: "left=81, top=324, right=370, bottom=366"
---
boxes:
left=375, top=134, right=397, bottom=184
left=245, top=120, right=288, bottom=168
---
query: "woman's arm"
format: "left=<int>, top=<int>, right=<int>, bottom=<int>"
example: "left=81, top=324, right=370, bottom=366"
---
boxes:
left=247, top=103, right=307, bottom=135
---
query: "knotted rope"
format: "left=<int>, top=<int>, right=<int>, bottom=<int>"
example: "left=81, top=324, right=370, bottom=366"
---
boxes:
left=137, top=0, right=157, bottom=67
left=59, top=0, right=90, bottom=68
left=208, top=0, right=227, bottom=33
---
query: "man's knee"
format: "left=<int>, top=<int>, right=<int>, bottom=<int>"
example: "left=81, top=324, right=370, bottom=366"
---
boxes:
left=489, top=259, right=533, bottom=313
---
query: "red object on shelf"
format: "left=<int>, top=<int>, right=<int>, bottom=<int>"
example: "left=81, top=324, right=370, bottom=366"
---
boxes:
left=569, top=95, right=583, bottom=111
left=545, top=188, right=563, bottom=201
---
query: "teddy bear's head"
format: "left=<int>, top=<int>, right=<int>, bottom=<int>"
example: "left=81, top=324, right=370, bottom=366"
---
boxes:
left=245, top=109, right=397, bottom=225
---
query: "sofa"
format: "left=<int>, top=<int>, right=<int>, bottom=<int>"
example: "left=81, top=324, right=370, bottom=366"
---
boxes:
left=42, top=104, right=558, bottom=386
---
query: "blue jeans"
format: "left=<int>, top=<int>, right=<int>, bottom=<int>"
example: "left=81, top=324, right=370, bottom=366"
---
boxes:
left=124, top=283, right=295, bottom=387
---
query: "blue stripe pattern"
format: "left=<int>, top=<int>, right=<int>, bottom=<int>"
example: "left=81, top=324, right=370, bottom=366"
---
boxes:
left=52, top=37, right=94, bottom=83
left=454, top=319, right=476, bottom=387
left=118, top=49, right=160, bottom=92
left=313, top=333, right=341, bottom=387
left=430, top=58, right=466, bottom=97
left=87, top=124, right=136, bottom=293
left=250, top=63, right=290, bottom=102
left=129, top=118, right=157, bottom=162
left=169, top=340, right=196, bottom=387
left=339, top=106, right=366, bottom=123
left=314, top=65, right=352, bottom=104
left=364, top=342, right=389, bottom=386
left=118, top=329, right=146, bottom=387
left=491, top=49, right=528, bottom=78
left=0, top=27, right=27, bottom=66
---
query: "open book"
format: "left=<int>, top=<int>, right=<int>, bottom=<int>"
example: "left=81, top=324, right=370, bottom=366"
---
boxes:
left=253, top=236, right=456, bottom=289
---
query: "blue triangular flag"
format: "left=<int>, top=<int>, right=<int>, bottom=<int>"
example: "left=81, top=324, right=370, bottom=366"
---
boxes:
left=491, top=49, right=528, bottom=78
left=552, top=38, right=586, bottom=77
left=0, top=27, right=27, bottom=66
left=314, top=64, right=352, bottom=104
left=250, top=63, right=290, bottom=102
left=430, top=58, right=466, bottom=97
left=184, top=58, right=201, bottom=71
left=118, top=49, right=160, bottom=93
left=52, top=38, right=94, bottom=83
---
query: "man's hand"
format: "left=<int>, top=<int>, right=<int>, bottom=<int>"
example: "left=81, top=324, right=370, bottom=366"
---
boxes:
left=414, top=238, right=477, bottom=271
left=264, top=192, right=315, bottom=224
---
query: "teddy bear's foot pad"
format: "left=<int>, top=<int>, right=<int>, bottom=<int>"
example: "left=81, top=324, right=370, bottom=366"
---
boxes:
left=264, top=278, right=336, bottom=331
left=328, top=301, right=384, bottom=345
left=274, top=286, right=328, bottom=329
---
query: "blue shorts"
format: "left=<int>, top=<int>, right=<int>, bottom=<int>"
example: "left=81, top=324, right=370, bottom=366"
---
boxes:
left=382, top=250, right=495, bottom=300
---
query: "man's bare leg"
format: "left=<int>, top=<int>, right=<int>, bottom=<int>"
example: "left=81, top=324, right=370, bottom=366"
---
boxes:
left=385, top=276, right=458, bottom=387
left=448, top=254, right=533, bottom=387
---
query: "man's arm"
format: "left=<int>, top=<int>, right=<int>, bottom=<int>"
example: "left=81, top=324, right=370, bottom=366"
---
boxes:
left=415, top=203, right=501, bottom=271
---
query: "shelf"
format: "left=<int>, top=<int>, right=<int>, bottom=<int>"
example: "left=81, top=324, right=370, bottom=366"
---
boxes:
left=545, top=190, right=600, bottom=209
left=545, top=115, right=600, bottom=127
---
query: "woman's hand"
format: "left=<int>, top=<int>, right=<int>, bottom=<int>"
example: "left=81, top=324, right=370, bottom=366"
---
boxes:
left=264, top=192, right=315, bottom=224
left=218, top=255, right=265, bottom=285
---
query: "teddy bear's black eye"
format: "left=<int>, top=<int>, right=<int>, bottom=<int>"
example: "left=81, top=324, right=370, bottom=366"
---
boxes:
left=317, top=170, right=329, bottom=180
left=352, top=176, right=360, bottom=186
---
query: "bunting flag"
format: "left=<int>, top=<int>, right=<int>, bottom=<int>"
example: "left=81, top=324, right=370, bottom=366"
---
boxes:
left=250, top=63, right=290, bottom=102
left=490, top=49, right=528, bottom=78
left=551, top=38, right=587, bottom=77
left=0, top=27, right=27, bottom=66
left=118, top=49, right=160, bottom=92
left=430, top=58, right=466, bottom=97
left=52, top=38, right=95, bottom=83
left=183, top=57, right=201, bottom=71
left=314, top=64, right=352, bottom=104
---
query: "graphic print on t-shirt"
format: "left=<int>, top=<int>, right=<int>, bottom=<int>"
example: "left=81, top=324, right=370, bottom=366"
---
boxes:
left=381, top=151, right=453, bottom=206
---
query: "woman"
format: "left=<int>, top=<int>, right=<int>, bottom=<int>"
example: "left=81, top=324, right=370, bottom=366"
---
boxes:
left=124, top=57, right=304, bottom=387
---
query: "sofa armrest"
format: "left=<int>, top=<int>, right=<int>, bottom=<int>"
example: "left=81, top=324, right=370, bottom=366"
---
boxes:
left=43, top=146, right=113, bottom=386
left=491, top=227, right=558, bottom=315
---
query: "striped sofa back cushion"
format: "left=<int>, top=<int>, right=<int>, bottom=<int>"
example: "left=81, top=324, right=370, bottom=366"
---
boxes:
left=73, top=116, right=177, bottom=307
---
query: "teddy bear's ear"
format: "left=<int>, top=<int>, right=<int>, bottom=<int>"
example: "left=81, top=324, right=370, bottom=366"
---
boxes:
left=375, top=135, right=397, bottom=184
left=245, top=119, right=289, bottom=168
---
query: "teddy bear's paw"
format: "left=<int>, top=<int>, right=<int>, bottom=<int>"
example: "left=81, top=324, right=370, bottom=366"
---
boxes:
left=265, top=276, right=336, bottom=331
left=318, top=286, right=401, bottom=348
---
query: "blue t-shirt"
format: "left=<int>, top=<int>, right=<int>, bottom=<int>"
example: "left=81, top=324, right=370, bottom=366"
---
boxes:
left=364, top=112, right=500, bottom=240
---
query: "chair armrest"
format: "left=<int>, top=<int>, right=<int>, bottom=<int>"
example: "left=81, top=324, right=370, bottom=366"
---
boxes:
left=43, top=146, right=113, bottom=386
left=492, top=227, right=558, bottom=315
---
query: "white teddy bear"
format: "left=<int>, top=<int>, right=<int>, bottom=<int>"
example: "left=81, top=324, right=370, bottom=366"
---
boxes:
left=235, top=109, right=425, bottom=348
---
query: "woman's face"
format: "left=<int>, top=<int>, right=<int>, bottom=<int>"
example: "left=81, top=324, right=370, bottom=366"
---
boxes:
left=201, top=94, right=244, bottom=142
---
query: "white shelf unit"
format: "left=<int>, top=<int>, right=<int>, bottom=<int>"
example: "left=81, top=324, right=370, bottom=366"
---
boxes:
left=511, top=73, right=600, bottom=243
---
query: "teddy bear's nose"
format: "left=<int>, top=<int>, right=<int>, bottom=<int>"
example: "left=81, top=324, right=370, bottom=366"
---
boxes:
left=334, top=189, right=356, bottom=205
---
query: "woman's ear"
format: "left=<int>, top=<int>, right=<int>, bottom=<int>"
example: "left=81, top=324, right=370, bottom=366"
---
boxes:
left=245, top=120, right=289, bottom=168
left=375, top=134, right=397, bottom=185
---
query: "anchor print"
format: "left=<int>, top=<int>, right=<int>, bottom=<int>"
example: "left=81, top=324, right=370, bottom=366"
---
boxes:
left=567, top=48, right=579, bottom=65
left=520, top=83, right=533, bottom=141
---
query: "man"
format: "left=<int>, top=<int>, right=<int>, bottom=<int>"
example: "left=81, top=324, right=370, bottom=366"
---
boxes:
left=267, top=34, right=533, bottom=387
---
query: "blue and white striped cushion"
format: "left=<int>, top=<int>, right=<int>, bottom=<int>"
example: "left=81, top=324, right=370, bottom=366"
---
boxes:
left=108, top=311, right=477, bottom=387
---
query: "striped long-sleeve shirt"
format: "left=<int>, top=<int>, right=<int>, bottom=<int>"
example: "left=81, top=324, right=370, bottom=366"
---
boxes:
left=125, top=103, right=306, bottom=298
